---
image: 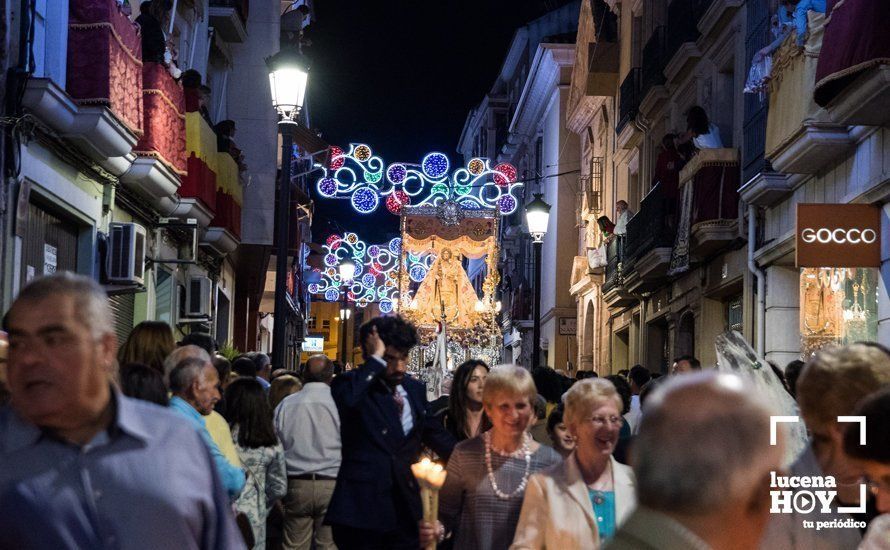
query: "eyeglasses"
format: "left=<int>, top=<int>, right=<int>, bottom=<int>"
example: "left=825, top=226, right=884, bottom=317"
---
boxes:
left=584, top=415, right=623, bottom=427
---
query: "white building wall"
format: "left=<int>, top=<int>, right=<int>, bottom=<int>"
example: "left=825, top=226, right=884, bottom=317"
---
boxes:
left=229, top=0, right=281, bottom=245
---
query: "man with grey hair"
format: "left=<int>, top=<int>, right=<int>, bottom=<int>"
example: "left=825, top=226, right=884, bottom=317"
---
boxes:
left=0, top=273, right=240, bottom=547
left=169, top=356, right=246, bottom=499
left=275, top=354, right=341, bottom=549
left=607, top=372, right=781, bottom=550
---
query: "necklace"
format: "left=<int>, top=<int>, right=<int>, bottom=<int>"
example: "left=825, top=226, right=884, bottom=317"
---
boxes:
left=484, top=431, right=531, bottom=499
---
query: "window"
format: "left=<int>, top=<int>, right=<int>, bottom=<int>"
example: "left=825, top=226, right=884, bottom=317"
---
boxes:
left=322, top=319, right=331, bottom=330
left=800, top=268, right=878, bottom=359
left=307, top=316, right=317, bottom=330
left=33, top=0, right=68, bottom=84
left=155, top=269, right=174, bottom=324
left=725, top=295, right=743, bottom=332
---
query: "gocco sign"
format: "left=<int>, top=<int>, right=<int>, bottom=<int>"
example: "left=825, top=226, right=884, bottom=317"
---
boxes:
left=796, top=204, right=881, bottom=268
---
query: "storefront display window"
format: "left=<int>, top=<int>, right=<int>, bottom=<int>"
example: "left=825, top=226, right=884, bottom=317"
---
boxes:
left=800, top=268, right=878, bottom=358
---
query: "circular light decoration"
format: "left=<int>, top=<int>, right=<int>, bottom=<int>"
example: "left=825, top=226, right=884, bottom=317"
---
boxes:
left=379, top=299, right=394, bottom=314
left=324, top=288, right=340, bottom=302
left=345, top=232, right=359, bottom=244
left=361, top=273, right=376, bottom=287
left=326, top=234, right=341, bottom=246
left=365, top=171, right=382, bottom=184
left=329, top=146, right=345, bottom=170
left=431, top=183, right=448, bottom=196
left=388, top=237, right=402, bottom=255
left=460, top=199, right=480, bottom=209
left=387, top=163, right=407, bottom=184
left=324, top=253, right=338, bottom=267
left=308, top=283, right=319, bottom=294
left=318, top=177, right=337, bottom=197
left=422, top=152, right=449, bottom=179
left=409, top=264, right=428, bottom=283
left=357, top=298, right=369, bottom=308
left=325, top=267, right=336, bottom=277
left=354, top=144, right=372, bottom=162
left=493, top=162, right=518, bottom=186
left=386, top=190, right=411, bottom=214
left=468, top=158, right=485, bottom=175
left=351, top=187, right=379, bottom=213
left=497, top=194, right=517, bottom=214
left=368, top=245, right=381, bottom=257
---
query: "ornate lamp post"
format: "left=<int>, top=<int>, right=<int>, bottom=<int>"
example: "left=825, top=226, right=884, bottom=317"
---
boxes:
left=267, top=48, right=309, bottom=369
left=525, top=193, right=551, bottom=369
left=338, top=258, right=356, bottom=364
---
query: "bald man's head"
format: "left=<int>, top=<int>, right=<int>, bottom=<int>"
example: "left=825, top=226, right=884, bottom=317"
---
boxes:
left=633, top=372, right=781, bottom=515
left=303, top=354, right=334, bottom=384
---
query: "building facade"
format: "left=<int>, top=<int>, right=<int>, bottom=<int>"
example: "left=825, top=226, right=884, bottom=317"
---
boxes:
left=568, top=0, right=890, bottom=374
left=459, top=1, right=582, bottom=371
left=0, top=0, right=316, bottom=364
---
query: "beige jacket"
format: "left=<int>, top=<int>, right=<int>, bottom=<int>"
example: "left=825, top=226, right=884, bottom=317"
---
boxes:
left=511, top=454, right=636, bottom=550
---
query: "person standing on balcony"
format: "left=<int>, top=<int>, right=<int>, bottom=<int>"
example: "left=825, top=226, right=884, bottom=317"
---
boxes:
left=678, top=106, right=723, bottom=152
left=135, top=1, right=170, bottom=64
left=613, top=201, right=634, bottom=237
left=793, top=0, right=826, bottom=46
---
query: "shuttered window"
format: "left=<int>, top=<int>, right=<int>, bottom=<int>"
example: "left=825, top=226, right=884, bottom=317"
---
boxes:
left=109, top=293, right=135, bottom=346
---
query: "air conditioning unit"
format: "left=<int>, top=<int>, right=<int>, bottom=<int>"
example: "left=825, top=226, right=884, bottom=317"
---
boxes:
left=107, top=223, right=147, bottom=285
left=186, top=275, right=212, bottom=317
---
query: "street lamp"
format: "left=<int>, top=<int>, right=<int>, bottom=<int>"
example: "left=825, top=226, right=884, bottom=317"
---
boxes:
left=267, top=48, right=309, bottom=369
left=525, top=193, right=551, bottom=369
left=338, top=258, right=356, bottom=365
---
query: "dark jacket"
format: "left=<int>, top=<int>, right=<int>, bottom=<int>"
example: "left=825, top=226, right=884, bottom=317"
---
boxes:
left=325, top=358, right=456, bottom=533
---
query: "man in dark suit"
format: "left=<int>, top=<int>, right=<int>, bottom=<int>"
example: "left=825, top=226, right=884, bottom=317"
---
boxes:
left=326, top=316, right=455, bottom=549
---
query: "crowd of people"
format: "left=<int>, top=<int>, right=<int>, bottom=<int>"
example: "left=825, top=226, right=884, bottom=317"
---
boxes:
left=0, top=272, right=889, bottom=549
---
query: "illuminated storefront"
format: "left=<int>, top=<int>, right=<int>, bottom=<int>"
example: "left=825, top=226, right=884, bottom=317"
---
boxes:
left=797, top=205, right=882, bottom=358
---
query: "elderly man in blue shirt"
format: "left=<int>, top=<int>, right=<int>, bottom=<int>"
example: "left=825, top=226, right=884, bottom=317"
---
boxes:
left=0, top=273, right=242, bottom=549
left=169, top=355, right=247, bottom=499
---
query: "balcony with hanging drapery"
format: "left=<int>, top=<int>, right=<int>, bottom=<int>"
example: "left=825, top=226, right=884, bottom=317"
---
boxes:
left=764, top=11, right=851, bottom=175
left=672, top=148, right=741, bottom=264
left=22, top=0, right=143, bottom=167
left=122, top=61, right=186, bottom=207
left=814, top=0, right=890, bottom=126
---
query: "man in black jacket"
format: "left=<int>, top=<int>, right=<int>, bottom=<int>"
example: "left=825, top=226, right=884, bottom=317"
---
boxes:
left=326, top=316, right=455, bottom=549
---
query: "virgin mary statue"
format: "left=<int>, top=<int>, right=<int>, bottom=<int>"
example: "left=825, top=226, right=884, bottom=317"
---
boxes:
left=411, top=247, right=480, bottom=328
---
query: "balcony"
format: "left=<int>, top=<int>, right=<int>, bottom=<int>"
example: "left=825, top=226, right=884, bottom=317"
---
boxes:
left=678, top=148, right=741, bottom=257
left=122, top=62, right=186, bottom=208
left=175, top=109, right=220, bottom=227
left=24, top=0, right=142, bottom=167
left=623, top=183, right=676, bottom=292
left=765, top=14, right=852, bottom=174
left=602, top=237, right=635, bottom=308
left=664, top=0, right=708, bottom=83
left=203, top=148, right=242, bottom=255
left=640, top=26, right=669, bottom=116
left=210, top=0, right=249, bottom=43
left=616, top=68, right=642, bottom=148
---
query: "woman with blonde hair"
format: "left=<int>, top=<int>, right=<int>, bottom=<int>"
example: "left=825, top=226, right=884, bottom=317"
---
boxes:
left=511, top=378, right=636, bottom=549
left=118, top=321, right=175, bottom=375
left=421, top=365, right=561, bottom=549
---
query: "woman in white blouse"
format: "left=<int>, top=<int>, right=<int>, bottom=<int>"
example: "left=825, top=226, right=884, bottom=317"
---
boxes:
left=511, top=378, right=636, bottom=549
left=682, top=105, right=724, bottom=150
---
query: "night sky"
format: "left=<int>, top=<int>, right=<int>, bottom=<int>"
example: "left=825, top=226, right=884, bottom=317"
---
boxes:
left=305, top=1, right=572, bottom=243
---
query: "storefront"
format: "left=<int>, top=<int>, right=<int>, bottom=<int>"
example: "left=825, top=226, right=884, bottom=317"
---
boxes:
left=796, top=204, right=881, bottom=358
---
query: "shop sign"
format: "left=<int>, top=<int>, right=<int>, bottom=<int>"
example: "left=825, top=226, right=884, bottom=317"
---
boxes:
left=796, top=204, right=881, bottom=268
left=558, top=317, right=577, bottom=336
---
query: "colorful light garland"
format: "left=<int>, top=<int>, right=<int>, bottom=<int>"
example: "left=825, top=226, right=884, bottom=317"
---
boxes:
left=316, top=145, right=522, bottom=216
left=308, top=233, right=402, bottom=308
